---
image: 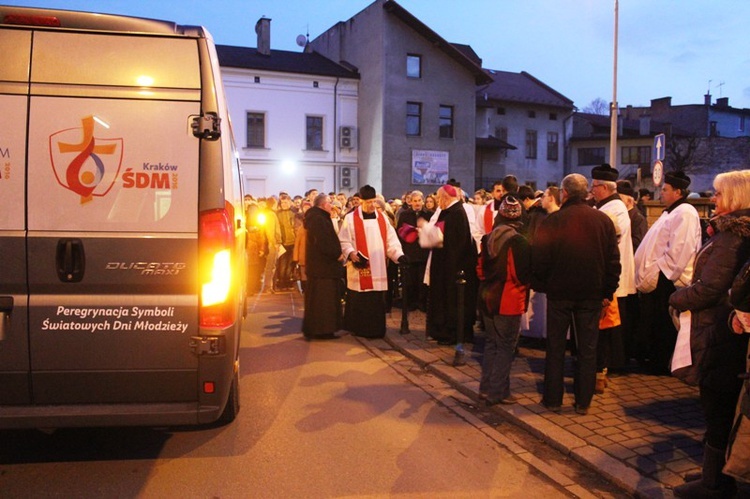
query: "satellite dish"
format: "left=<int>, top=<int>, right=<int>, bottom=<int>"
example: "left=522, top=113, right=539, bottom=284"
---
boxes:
left=296, top=34, right=307, bottom=47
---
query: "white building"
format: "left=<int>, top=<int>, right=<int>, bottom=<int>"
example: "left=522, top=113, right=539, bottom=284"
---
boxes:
left=218, top=18, right=360, bottom=199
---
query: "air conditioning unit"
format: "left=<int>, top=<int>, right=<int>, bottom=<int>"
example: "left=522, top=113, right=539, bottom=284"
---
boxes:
left=339, top=126, right=357, bottom=150
left=339, top=166, right=358, bottom=190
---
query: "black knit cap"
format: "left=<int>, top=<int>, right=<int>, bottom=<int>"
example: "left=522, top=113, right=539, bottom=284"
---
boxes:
left=616, top=179, right=635, bottom=198
left=359, top=184, right=377, bottom=200
left=591, top=163, right=619, bottom=181
left=664, top=171, right=691, bottom=190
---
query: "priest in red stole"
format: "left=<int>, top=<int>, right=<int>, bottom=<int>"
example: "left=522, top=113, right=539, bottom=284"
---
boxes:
left=339, top=185, right=406, bottom=338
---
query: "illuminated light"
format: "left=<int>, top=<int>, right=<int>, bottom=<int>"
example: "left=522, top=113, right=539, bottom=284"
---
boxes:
left=256, top=212, right=267, bottom=226
left=281, top=160, right=296, bottom=175
left=199, top=208, right=236, bottom=328
left=3, top=14, right=60, bottom=26
left=201, top=249, right=232, bottom=307
left=93, top=116, right=110, bottom=129
left=203, top=381, right=215, bottom=394
left=136, top=75, right=154, bottom=86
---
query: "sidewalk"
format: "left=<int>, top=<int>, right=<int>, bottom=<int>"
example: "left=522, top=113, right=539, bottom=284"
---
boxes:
left=380, top=308, right=703, bottom=498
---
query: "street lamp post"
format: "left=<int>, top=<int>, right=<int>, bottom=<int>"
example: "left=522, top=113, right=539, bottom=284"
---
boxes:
left=609, top=0, right=619, bottom=169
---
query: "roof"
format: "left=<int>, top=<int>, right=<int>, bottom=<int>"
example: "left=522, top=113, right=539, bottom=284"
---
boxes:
left=216, top=45, right=360, bottom=79
left=570, top=111, right=694, bottom=141
left=383, top=0, right=492, bottom=85
left=478, top=69, right=574, bottom=109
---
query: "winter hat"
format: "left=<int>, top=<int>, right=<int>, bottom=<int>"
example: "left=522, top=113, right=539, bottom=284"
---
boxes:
left=591, top=163, right=619, bottom=181
left=616, top=179, right=635, bottom=198
left=498, top=195, right=522, bottom=220
left=664, top=171, right=691, bottom=190
left=359, top=184, right=377, bottom=200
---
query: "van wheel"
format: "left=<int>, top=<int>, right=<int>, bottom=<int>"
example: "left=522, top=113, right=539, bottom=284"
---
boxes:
left=217, top=368, right=240, bottom=424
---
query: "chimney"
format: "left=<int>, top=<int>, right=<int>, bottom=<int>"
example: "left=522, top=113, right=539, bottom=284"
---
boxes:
left=650, top=96, right=672, bottom=111
left=704, top=93, right=712, bottom=106
left=255, top=17, right=271, bottom=56
left=716, top=97, right=729, bottom=108
left=639, top=114, right=651, bottom=136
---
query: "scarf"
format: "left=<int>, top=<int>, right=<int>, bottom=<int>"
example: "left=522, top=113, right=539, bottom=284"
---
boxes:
left=353, top=207, right=387, bottom=290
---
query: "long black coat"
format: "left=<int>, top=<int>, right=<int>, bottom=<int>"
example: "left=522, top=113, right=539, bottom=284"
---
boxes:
left=304, top=206, right=342, bottom=279
left=532, top=197, right=620, bottom=302
left=670, top=210, right=750, bottom=390
left=427, top=202, right=478, bottom=343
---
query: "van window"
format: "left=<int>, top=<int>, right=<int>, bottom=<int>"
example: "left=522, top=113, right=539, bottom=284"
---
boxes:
left=0, top=29, right=30, bottom=84
left=32, top=32, right=200, bottom=90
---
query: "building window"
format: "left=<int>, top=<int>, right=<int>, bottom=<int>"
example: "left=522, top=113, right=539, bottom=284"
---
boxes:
left=621, top=145, right=651, bottom=166
left=246, top=112, right=265, bottom=148
left=306, top=116, right=323, bottom=150
left=547, top=132, right=559, bottom=161
left=406, top=54, right=421, bottom=78
left=496, top=107, right=506, bottom=115
left=528, top=110, right=536, bottom=118
left=525, top=130, right=537, bottom=159
left=740, top=116, right=746, bottom=132
left=254, top=76, right=260, bottom=83
left=495, top=127, right=508, bottom=160
left=578, top=147, right=605, bottom=166
left=439, top=105, right=454, bottom=139
left=406, top=101, right=422, bottom=136
left=495, top=126, right=508, bottom=142
left=549, top=113, right=558, bottom=120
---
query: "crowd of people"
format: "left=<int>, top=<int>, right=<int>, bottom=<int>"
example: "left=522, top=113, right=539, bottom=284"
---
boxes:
left=244, top=167, right=750, bottom=498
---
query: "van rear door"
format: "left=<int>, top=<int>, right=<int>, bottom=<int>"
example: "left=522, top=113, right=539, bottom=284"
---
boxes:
left=0, top=28, right=31, bottom=405
left=25, top=30, right=203, bottom=407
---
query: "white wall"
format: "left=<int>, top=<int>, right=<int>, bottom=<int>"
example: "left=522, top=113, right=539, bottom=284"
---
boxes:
left=222, top=67, right=358, bottom=198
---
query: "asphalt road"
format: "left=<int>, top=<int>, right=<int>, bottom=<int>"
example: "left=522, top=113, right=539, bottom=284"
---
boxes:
left=0, top=292, right=621, bottom=497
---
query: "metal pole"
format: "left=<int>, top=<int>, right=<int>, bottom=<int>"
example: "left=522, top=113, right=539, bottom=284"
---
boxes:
left=399, top=262, right=410, bottom=335
left=453, top=270, right=467, bottom=367
left=609, top=0, right=619, bottom=169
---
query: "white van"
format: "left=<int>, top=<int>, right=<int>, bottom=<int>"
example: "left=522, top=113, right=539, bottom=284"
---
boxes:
left=0, top=6, right=246, bottom=428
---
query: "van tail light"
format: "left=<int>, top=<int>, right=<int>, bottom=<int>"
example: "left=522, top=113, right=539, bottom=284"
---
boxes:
left=199, top=208, right=236, bottom=328
left=3, top=14, right=61, bottom=27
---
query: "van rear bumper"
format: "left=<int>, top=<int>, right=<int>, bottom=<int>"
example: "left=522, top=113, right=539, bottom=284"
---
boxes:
left=0, top=402, right=222, bottom=429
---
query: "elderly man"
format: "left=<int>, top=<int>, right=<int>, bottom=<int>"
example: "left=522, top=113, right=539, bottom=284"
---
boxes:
left=396, top=190, right=431, bottom=311
left=533, top=174, right=621, bottom=414
left=419, top=184, right=478, bottom=345
left=339, top=185, right=405, bottom=338
left=589, top=164, right=635, bottom=392
left=634, top=171, right=702, bottom=374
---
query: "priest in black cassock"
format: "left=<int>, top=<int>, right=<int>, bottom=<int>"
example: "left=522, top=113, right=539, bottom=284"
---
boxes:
left=419, top=184, right=478, bottom=345
left=302, top=194, right=345, bottom=340
left=338, top=185, right=406, bottom=338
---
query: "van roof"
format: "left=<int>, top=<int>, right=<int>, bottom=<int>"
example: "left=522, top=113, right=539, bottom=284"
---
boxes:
left=0, top=5, right=200, bottom=36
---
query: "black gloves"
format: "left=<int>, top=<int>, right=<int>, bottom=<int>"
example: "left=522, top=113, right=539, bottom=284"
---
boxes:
left=398, top=255, right=409, bottom=265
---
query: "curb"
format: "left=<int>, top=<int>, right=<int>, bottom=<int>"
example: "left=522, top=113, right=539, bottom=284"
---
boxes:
left=381, top=329, right=669, bottom=498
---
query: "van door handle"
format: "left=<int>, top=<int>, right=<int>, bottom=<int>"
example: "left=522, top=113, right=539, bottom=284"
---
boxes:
left=0, top=297, right=12, bottom=342
left=56, top=239, right=86, bottom=283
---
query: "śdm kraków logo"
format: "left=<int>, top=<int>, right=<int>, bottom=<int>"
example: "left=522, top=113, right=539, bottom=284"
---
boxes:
left=50, top=115, right=123, bottom=204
